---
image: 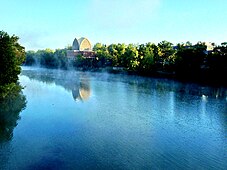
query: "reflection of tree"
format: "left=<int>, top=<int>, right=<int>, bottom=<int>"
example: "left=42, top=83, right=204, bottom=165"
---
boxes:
left=0, top=89, right=26, bottom=142
left=138, top=78, right=226, bottom=99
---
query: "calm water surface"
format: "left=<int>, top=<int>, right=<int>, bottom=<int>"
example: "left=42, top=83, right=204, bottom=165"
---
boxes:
left=0, top=67, right=226, bottom=170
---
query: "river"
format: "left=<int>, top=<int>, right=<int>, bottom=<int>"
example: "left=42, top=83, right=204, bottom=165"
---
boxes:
left=0, top=67, right=226, bottom=170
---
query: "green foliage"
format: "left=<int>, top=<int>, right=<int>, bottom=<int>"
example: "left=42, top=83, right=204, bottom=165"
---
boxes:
left=158, top=41, right=174, bottom=59
left=25, top=50, right=36, bottom=65
left=0, top=31, right=25, bottom=88
left=0, top=83, right=21, bottom=98
left=175, top=42, right=207, bottom=78
left=24, top=48, right=68, bottom=69
left=93, top=43, right=112, bottom=67
left=138, top=43, right=157, bottom=72
left=157, top=40, right=176, bottom=70
left=40, top=49, right=58, bottom=68
left=73, top=54, right=95, bottom=69
left=95, top=41, right=226, bottom=84
left=107, top=44, right=118, bottom=66
left=73, top=54, right=86, bottom=67
left=24, top=40, right=227, bottom=85
left=54, top=49, right=68, bottom=69
left=122, top=44, right=139, bottom=70
left=206, top=43, right=227, bottom=84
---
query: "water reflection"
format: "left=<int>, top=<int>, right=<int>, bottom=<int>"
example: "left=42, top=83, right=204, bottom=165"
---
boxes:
left=0, top=89, right=26, bottom=142
left=89, top=71, right=226, bottom=100
left=7, top=67, right=226, bottom=169
left=21, top=69, right=91, bottom=102
left=21, top=67, right=226, bottom=102
left=72, top=79, right=91, bottom=101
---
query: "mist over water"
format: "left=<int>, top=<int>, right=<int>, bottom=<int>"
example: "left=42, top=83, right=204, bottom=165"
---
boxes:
left=0, top=66, right=226, bottom=170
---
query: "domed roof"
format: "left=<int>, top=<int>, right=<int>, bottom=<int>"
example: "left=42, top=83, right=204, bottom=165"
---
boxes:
left=78, top=37, right=85, bottom=45
left=72, top=37, right=92, bottom=51
left=72, top=38, right=80, bottom=50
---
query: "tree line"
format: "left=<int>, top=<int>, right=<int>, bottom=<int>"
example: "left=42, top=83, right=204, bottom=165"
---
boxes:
left=24, top=40, right=227, bottom=85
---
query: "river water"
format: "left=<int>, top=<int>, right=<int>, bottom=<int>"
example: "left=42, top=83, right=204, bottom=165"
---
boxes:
left=0, top=67, right=226, bottom=170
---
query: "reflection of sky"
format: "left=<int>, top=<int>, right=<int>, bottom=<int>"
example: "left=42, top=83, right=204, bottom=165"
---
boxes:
left=20, top=68, right=92, bottom=102
left=20, top=75, right=63, bottom=98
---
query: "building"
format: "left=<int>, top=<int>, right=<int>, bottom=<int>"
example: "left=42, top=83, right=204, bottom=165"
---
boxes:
left=72, top=37, right=91, bottom=51
left=67, top=37, right=95, bottom=59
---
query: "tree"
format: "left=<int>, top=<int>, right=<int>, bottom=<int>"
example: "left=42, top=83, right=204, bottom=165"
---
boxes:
left=93, top=43, right=111, bottom=67
left=158, top=40, right=174, bottom=59
left=40, top=49, right=58, bottom=68
left=157, top=40, right=175, bottom=70
left=108, top=44, right=119, bottom=66
left=123, top=44, right=139, bottom=71
left=114, top=43, right=126, bottom=67
left=24, top=50, right=36, bottom=65
left=54, top=48, right=67, bottom=69
left=206, top=42, right=227, bottom=84
left=185, top=41, right=193, bottom=46
left=0, top=31, right=25, bottom=88
left=138, top=43, right=157, bottom=73
left=175, top=42, right=206, bottom=79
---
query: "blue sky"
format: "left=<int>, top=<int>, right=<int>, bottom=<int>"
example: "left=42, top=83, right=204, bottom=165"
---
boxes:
left=1, top=0, right=227, bottom=51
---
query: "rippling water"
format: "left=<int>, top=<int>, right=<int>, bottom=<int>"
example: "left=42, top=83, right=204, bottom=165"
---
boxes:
left=0, top=67, right=226, bottom=170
